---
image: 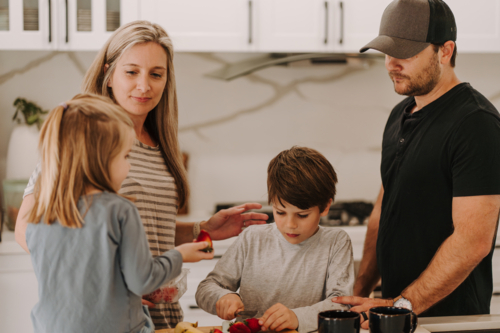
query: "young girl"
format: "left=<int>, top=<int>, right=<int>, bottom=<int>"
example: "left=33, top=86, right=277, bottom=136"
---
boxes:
left=26, top=94, right=212, bottom=333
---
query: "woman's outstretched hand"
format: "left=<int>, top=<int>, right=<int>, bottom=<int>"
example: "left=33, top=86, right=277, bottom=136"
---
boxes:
left=202, top=203, right=269, bottom=240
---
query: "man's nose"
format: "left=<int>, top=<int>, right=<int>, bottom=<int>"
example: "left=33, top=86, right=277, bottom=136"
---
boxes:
left=385, top=55, right=401, bottom=71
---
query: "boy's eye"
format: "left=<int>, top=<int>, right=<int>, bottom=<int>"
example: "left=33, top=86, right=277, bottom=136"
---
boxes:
left=275, top=211, right=285, bottom=215
left=298, top=214, right=309, bottom=218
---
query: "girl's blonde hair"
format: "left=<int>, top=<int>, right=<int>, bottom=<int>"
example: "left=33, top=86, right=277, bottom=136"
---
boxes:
left=29, top=94, right=134, bottom=228
left=81, top=20, right=189, bottom=210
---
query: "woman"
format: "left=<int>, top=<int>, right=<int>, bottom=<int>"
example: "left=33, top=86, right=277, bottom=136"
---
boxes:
left=15, top=20, right=268, bottom=330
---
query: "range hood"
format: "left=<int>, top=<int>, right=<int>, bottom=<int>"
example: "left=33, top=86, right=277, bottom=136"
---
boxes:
left=205, top=52, right=384, bottom=81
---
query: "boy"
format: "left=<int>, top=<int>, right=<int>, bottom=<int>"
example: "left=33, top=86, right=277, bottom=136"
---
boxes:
left=195, top=146, right=354, bottom=333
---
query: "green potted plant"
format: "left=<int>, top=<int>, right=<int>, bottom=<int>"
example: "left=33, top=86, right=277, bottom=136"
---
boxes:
left=3, top=98, right=48, bottom=231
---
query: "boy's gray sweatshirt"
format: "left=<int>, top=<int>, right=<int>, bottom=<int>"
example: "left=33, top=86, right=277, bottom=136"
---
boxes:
left=196, top=223, right=354, bottom=333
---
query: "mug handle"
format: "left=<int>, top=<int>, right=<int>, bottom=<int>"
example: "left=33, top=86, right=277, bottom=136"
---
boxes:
left=410, top=311, right=418, bottom=333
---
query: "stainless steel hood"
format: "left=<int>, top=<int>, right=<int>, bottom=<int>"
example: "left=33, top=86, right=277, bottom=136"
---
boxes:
left=205, top=52, right=384, bottom=81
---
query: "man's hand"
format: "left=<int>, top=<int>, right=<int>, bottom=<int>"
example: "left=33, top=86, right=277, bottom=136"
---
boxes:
left=258, top=303, right=298, bottom=332
left=216, top=294, right=244, bottom=320
left=332, top=296, right=393, bottom=329
left=202, top=203, right=269, bottom=240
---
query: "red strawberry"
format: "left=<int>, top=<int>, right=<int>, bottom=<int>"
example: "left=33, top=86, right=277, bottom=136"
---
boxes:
left=229, top=322, right=251, bottom=333
left=210, top=329, right=223, bottom=333
left=196, top=230, right=214, bottom=253
left=244, top=318, right=261, bottom=333
left=146, top=289, right=162, bottom=303
left=162, top=286, right=178, bottom=303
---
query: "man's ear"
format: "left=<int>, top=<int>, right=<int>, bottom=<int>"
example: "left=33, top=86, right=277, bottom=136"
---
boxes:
left=440, top=41, right=455, bottom=65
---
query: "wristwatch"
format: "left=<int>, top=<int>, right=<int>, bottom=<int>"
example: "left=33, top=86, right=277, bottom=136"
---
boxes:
left=393, top=295, right=413, bottom=311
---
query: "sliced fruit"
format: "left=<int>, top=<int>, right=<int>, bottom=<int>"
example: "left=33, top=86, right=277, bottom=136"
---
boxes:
left=244, top=318, right=261, bottom=333
left=210, top=329, right=223, bottom=333
left=229, top=322, right=251, bottom=333
left=196, top=230, right=214, bottom=253
left=175, top=322, right=201, bottom=333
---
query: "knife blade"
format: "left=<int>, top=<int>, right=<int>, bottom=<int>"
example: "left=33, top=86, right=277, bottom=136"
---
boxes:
left=234, top=310, right=258, bottom=318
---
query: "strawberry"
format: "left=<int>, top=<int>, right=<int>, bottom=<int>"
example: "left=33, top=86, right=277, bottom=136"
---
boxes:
left=196, top=230, right=213, bottom=253
left=244, top=318, right=261, bottom=333
left=162, top=286, right=178, bottom=303
left=210, top=329, right=223, bottom=333
left=229, top=322, right=251, bottom=333
left=146, top=289, right=162, bottom=303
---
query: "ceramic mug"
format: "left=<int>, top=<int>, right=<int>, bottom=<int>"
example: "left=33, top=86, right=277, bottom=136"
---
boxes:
left=369, top=306, right=417, bottom=333
left=318, top=310, right=360, bottom=333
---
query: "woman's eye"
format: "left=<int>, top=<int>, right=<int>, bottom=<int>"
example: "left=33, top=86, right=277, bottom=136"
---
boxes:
left=152, top=73, right=162, bottom=78
left=126, top=71, right=136, bottom=75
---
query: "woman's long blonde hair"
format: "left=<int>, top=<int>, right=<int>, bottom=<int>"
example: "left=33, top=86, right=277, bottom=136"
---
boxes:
left=29, top=94, right=134, bottom=228
left=81, top=20, right=189, bottom=210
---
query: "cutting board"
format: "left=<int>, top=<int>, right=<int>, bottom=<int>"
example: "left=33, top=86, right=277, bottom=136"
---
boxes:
left=156, top=326, right=298, bottom=333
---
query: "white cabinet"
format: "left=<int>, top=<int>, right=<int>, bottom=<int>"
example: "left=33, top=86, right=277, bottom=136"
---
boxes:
left=139, top=0, right=253, bottom=52
left=0, top=0, right=139, bottom=51
left=449, top=0, right=500, bottom=53
left=0, top=0, right=55, bottom=50
left=256, top=0, right=329, bottom=53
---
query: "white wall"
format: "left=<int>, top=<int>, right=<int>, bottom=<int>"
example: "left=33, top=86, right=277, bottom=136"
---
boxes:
left=1, top=51, right=500, bottom=217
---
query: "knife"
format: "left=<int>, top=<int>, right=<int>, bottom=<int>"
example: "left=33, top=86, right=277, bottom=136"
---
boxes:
left=234, top=310, right=258, bottom=318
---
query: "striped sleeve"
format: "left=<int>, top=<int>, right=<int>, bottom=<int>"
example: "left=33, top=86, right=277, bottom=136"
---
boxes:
left=23, top=161, right=41, bottom=198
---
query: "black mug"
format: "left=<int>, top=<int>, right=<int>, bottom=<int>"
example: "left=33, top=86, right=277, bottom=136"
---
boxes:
left=369, top=307, right=417, bottom=333
left=318, top=310, right=360, bottom=333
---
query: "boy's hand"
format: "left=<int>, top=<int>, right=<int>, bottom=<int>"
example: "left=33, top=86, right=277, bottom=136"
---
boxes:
left=175, top=241, right=214, bottom=262
left=216, top=294, right=244, bottom=320
left=259, top=303, right=298, bottom=332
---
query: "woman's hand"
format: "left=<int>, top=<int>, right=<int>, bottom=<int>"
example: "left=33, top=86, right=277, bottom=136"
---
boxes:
left=202, top=203, right=269, bottom=240
left=216, top=294, right=244, bottom=320
left=175, top=241, right=214, bottom=262
left=259, top=303, right=298, bottom=332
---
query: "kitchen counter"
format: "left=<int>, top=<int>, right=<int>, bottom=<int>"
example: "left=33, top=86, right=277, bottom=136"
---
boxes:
left=157, top=316, right=500, bottom=333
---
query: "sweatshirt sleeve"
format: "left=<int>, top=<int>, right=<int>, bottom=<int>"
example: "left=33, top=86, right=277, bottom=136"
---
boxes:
left=291, top=230, right=354, bottom=333
left=117, top=201, right=183, bottom=296
left=195, top=233, right=247, bottom=315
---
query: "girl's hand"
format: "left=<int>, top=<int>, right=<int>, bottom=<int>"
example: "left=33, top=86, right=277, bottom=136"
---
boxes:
left=259, top=303, right=298, bottom=332
left=142, top=298, right=156, bottom=308
left=202, top=203, right=269, bottom=240
left=216, top=293, right=244, bottom=320
left=175, top=241, right=214, bottom=262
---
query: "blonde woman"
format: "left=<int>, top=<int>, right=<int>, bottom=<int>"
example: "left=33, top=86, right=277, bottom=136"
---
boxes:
left=15, top=21, right=268, bottom=329
left=27, top=94, right=211, bottom=333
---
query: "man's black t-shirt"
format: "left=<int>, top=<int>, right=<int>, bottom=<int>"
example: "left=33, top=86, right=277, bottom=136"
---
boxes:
left=378, top=83, right=500, bottom=317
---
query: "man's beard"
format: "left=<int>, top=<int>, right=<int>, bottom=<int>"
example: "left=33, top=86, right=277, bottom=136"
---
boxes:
left=389, top=53, right=441, bottom=97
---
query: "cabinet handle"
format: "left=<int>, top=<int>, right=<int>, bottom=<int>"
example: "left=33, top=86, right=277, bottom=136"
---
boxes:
left=248, top=0, right=252, bottom=44
left=65, top=0, right=69, bottom=43
left=339, top=1, right=344, bottom=45
left=48, top=0, right=52, bottom=42
left=324, top=2, right=328, bottom=44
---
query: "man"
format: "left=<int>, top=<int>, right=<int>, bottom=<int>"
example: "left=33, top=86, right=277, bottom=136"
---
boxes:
left=333, top=0, right=500, bottom=325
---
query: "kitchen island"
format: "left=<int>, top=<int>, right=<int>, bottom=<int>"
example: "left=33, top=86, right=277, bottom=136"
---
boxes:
left=156, top=316, right=500, bottom=333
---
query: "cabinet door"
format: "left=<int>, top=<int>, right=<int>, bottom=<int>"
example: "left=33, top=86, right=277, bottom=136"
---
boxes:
left=256, top=0, right=330, bottom=52
left=449, top=0, right=500, bottom=53
left=140, top=0, right=252, bottom=52
left=0, top=0, right=55, bottom=50
left=335, top=0, right=390, bottom=53
left=57, top=0, right=139, bottom=51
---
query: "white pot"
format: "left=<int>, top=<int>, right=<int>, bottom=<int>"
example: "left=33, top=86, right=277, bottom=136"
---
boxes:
left=6, top=124, right=40, bottom=180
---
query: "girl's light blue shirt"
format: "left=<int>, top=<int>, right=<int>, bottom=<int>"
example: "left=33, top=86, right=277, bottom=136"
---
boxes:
left=26, top=192, right=182, bottom=333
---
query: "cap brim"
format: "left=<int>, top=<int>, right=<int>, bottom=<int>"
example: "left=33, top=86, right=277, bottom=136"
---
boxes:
left=360, top=35, right=430, bottom=59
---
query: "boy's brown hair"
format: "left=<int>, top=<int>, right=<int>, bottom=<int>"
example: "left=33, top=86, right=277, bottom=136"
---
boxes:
left=267, top=146, right=338, bottom=212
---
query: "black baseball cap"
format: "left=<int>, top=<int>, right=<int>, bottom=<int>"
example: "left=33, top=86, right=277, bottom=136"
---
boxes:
left=360, top=0, right=457, bottom=59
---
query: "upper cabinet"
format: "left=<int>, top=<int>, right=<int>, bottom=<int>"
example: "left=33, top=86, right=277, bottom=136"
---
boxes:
left=0, top=0, right=55, bottom=50
left=0, top=0, right=139, bottom=51
left=449, top=0, right=500, bottom=53
left=1, top=0, right=500, bottom=53
left=139, top=0, right=253, bottom=52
